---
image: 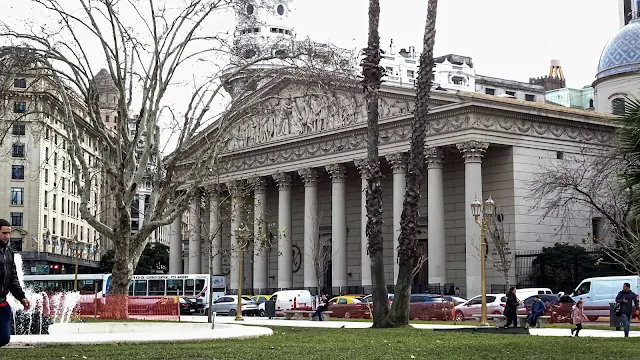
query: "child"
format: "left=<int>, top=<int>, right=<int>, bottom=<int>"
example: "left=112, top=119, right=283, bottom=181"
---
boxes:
left=571, top=299, right=588, bottom=337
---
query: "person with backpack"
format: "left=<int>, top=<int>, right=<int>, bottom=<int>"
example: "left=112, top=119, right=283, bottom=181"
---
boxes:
left=615, top=282, right=640, bottom=337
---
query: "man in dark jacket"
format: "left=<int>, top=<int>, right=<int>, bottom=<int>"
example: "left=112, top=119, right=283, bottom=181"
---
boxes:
left=0, top=219, right=30, bottom=347
left=615, top=282, right=639, bottom=337
left=527, top=295, right=546, bottom=328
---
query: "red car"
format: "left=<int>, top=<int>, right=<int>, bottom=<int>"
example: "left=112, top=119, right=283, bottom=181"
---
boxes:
left=518, top=294, right=575, bottom=323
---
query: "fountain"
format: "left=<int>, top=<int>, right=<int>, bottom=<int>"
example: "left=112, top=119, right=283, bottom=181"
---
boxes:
left=7, top=254, right=81, bottom=335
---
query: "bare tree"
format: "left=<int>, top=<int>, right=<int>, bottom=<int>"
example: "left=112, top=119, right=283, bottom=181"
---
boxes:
left=527, top=147, right=640, bottom=274
left=0, top=0, right=352, bottom=317
left=486, top=215, right=514, bottom=289
left=386, top=0, right=438, bottom=327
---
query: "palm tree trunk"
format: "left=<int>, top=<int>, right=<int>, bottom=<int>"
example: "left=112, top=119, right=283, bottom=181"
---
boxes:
left=361, top=0, right=389, bottom=327
left=386, top=0, right=439, bottom=327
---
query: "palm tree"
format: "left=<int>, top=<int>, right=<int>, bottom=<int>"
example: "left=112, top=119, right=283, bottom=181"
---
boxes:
left=386, top=0, right=439, bottom=326
left=616, top=96, right=640, bottom=219
left=360, top=0, right=389, bottom=327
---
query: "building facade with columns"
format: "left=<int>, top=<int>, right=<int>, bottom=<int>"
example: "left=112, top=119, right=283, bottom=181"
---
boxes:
left=171, top=81, right=615, bottom=299
left=166, top=0, right=617, bottom=298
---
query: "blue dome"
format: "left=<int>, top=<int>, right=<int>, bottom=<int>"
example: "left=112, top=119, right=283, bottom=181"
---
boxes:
left=597, top=19, right=640, bottom=80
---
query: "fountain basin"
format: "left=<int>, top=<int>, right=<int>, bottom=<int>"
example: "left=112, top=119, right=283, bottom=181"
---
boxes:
left=10, top=322, right=272, bottom=345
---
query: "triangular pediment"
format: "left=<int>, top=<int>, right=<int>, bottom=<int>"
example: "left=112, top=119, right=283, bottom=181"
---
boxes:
left=221, top=81, right=417, bottom=152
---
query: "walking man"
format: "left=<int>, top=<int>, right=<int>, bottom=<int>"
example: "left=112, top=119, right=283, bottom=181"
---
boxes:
left=615, top=282, right=639, bottom=337
left=0, top=219, right=30, bottom=347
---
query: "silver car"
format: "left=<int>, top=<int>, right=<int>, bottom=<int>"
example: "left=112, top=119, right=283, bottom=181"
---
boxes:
left=210, top=295, right=260, bottom=316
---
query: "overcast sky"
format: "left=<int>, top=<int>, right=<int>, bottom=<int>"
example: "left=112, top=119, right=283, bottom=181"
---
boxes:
left=290, top=0, right=619, bottom=88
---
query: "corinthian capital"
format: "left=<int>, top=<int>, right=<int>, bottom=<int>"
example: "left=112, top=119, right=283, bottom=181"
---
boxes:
left=298, top=168, right=318, bottom=186
left=272, top=172, right=292, bottom=190
left=325, top=164, right=347, bottom=182
left=386, top=153, right=408, bottom=174
left=457, top=141, right=488, bottom=163
left=249, top=177, right=267, bottom=193
left=426, top=147, right=444, bottom=169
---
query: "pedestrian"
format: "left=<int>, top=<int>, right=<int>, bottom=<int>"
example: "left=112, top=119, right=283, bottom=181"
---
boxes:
left=312, top=295, right=328, bottom=321
left=503, top=287, right=521, bottom=328
left=0, top=218, right=30, bottom=347
left=526, top=295, right=545, bottom=328
left=571, top=298, right=588, bottom=337
left=615, top=282, right=640, bottom=337
left=455, top=287, right=460, bottom=297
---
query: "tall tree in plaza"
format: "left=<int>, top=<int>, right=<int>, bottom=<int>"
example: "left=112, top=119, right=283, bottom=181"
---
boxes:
left=360, top=0, right=389, bottom=326
left=0, top=0, right=352, bottom=317
left=386, top=0, right=438, bottom=326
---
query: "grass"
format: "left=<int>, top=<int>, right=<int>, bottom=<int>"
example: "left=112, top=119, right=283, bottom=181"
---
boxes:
left=3, top=326, right=635, bottom=360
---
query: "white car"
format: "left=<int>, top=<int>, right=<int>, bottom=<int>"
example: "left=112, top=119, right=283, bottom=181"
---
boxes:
left=210, top=295, right=259, bottom=316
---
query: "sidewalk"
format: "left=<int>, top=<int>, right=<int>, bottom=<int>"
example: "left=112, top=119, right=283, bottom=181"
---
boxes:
left=181, top=316, right=640, bottom=338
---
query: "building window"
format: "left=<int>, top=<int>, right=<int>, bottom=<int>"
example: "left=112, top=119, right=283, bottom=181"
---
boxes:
left=407, top=70, right=415, bottom=78
left=9, top=238, right=22, bottom=252
left=44, top=215, right=48, bottom=229
left=11, top=188, right=24, bottom=205
left=13, top=102, right=26, bottom=113
left=506, top=91, right=516, bottom=96
left=44, top=169, right=49, bottom=183
left=485, top=88, right=495, bottom=95
left=61, top=220, right=64, bottom=237
left=53, top=194, right=57, bottom=211
left=556, top=151, right=564, bottom=160
left=53, top=217, right=57, bottom=234
left=612, top=98, right=626, bottom=115
left=589, top=99, right=594, bottom=108
left=54, top=134, right=58, bottom=145
left=44, top=190, right=48, bottom=208
left=11, top=165, right=24, bottom=180
left=12, top=123, right=26, bottom=135
left=45, top=127, right=50, bottom=139
left=61, top=197, right=65, bottom=214
left=592, top=217, right=602, bottom=241
left=12, top=144, right=25, bottom=158
left=54, top=152, right=57, bottom=166
left=525, top=94, right=535, bottom=102
left=451, top=76, right=465, bottom=85
left=14, top=78, right=26, bottom=88
left=10, top=212, right=23, bottom=227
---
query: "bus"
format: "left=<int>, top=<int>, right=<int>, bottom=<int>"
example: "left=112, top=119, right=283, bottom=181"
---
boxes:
left=23, top=273, right=226, bottom=306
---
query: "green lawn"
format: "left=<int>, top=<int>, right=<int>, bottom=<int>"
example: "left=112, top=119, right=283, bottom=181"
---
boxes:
left=3, top=326, right=635, bottom=360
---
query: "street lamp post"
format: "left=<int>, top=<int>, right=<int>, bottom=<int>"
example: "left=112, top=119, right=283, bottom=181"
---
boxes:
left=235, top=224, right=250, bottom=322
left=470, top=195, right=496, bottom=327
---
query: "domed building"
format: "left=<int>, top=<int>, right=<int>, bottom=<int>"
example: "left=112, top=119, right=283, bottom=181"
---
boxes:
left=594, top=14, right=640, bottom=114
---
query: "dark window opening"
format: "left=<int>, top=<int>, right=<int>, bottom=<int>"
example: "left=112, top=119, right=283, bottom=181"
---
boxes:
left=506, top=91, right=516, bottom=97
left=12, top=165, right=24, bottom=180
left=589, top=99, right=594, bottom=108
left=12, top=123, right=26, bottom=135
left=10, top=212, right=23, bottom=227
left=525, top=94, right=535, bottom=102
left=612, top=98, right=626, bottom=115
left=13, top=102, right=26, bottom=113
left=277, top=4, right=285, bottom=16
left=556, top=151, right=564, bottom=160
left=12, top=144, right=25, bottom=158
left=9, top=238, right=22, bottom=252
left=14, top=78, right=26, bottom=88
left=485, top=88, right=495, bottom=95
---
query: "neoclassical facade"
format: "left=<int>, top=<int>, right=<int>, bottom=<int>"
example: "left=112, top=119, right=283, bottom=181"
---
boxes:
left=168, top=79, right=615, bottom=298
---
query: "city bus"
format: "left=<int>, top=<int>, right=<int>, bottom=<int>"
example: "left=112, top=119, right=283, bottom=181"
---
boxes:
left=23, top=273, right=226, bottom=305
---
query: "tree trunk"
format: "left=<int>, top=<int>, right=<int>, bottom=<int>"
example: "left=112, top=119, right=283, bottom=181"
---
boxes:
left=361, top=0, right=389, bottom=327
left=387, top=0, right=438, bottom=327
left=102, top=229, right=139, bottom=319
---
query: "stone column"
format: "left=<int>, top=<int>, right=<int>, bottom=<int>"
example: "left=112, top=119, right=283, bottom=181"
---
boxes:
left=228, top=181, right=243, bottom=291
left=427, top=147, right=447, bottom=285
left=354, top=160, right=371, bottom=293
left=457, top=141, right=488, bottom=298
left=326, top=164, right=347, bottom=293
left=386, top=153, right=407, bottom=283
left=209, top=189, right=222, bottom=275
left=299, top=168, right=319, bottom=291
left=273, top=172, right=292, bottom=289
left=200, top=204, right=210, bottom=274
left=188, top=192, right=201, bottom=274
left=169, top=212, right=183, bottom=274
left=251, top=177, right=269, bottom=293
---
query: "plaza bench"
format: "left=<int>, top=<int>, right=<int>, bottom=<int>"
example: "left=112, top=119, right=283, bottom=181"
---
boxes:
left=517, top=315, right=551, bottom=328
left=472, top=314, right=508, bottom=328
left=283, top=310, right=333, bottom=321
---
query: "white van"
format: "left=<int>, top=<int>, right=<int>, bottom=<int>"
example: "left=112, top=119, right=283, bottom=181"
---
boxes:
left=270, top=289, right=313, bottom=311
left=571, top=275, right=640, bottom=320
left=515, top=288, right=553, bottom=301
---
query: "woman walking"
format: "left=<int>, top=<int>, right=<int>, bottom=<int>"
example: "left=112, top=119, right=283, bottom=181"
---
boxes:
left=503, top=287, right=521, bottom=328
left=571, top=299, right=588, bottom=337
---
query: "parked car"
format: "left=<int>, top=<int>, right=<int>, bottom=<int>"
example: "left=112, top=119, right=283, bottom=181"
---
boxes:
left=409, top=294, right=453, bottom=321
left=454, top=294, right=512, bottom=322
left=257, top=289, right=313, bottom=316
left=571, top=275, right=640, bottom=321
left=361, top=294, right=394, bottom=304
left=518, top=294, right=575, bottom=323
left=210, top=295, right=260, bottom=316
left=251, top=295, right=271, bottom=305
left=178, top=297, right=200, bottom=315
left=328, top=296, right=371, bottom=319
left=442, top=296, right=467, bottom=306
left=515, top=288, right=554, bottom=301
